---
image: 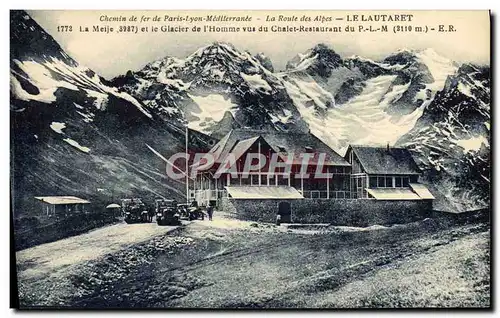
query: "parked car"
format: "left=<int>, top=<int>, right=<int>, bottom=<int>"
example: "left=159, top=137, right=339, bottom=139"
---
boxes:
left=177, top=201, right=205, bottom=221
left=121, top=198, right=150, bottom=224
left=155, top=199, right=181, bottom=226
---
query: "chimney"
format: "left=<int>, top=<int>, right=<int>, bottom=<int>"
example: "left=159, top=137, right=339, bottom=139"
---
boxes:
left=386, top=142, right=390, bottom=152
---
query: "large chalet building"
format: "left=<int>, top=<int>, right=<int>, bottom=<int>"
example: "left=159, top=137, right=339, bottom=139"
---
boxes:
left=189, top=129, right=434, bottom=224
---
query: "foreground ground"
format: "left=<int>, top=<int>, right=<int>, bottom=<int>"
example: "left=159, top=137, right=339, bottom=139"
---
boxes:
left=15, top=213, right=490, bottom=308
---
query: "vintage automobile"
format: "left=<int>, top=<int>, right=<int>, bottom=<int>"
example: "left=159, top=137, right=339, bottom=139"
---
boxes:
left=177, top=203, right=189, bottom=220
left=121, top=198, right=150, bottom=224
left=188, top=200, right=205, bottom=221
left=155, top=199, right=181, bottom=226
left=177, top=202, right=205, bottom=221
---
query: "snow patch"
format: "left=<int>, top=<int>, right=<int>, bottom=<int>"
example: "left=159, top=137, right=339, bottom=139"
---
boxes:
left=457, top=82, right=474, bottom=99
left=269, top=109, right=293, bottom=124
left=85, top=89, right=108, bottom=110
left=416, top=49, right=458, bottom=93
left=210, top=68, right=226, bottom=80
left=286, top=75, right=424, bottom=153
left=11, top=60, right=79, bottom=103
left=12, top=57, right=152, bottom=120
left=63, top=138, right=91, bottom=153
left=162, top=106, right=179, bottom=115
left=349, top=55, right=405, bottom=71
left=293, top=53, right=319, bottom=72
left=108, top=89, right=153, bottom=119
left=76, top=111, right=94, bottom=123
left=50, top=122, right=66, bottom=134
left=291, top=78, right=334, bottom=109
left=157, top=72, right=190, bottom=90
left=456, top=135, right=488, bottom=154
left=187, top=94, right=237, bottom=132
left=241, top=73, right=272, bottom=93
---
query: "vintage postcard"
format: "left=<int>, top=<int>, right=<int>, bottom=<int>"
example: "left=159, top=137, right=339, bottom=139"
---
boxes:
left=10, top=10, right=490, bottom=309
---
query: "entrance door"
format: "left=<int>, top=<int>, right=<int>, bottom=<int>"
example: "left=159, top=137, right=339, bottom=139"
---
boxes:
left=278, top=201, right=292, bottom=223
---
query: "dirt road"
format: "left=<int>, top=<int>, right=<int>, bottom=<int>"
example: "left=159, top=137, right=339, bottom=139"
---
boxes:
left=17, top=222, right=179, bottom=280
left=15, top=216, right=490, bottom=308
left=15, top=222, right=179, bottom=306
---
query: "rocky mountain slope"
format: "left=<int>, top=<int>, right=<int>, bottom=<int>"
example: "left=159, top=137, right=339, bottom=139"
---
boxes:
left=397, top=64, right=490, bottom=212
left=281, top=45, right=459, bottom=153
left=110, top=42, right=308, bottom=139
left=113, top=43, right=461, bottom=153
left=10, top=10, right=214, bottom=217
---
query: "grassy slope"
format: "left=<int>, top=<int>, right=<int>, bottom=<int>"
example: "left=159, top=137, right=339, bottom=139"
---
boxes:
left=22, top=217, right=488, bottom=309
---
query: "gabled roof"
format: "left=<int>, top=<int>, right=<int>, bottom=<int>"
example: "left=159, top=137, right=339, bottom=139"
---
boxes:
left=207, top=129, right=350, bottom=166
left=35, top=196, right=90, bottom=205
left=228, top=136, right=260, bottom=162
left=347, top=145, right=421, bottom=175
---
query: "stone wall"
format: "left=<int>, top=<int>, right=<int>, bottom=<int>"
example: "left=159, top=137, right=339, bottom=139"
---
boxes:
left=219, top=198, right=433, bottom=226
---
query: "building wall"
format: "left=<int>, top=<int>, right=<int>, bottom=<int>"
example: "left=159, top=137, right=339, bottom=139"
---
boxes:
left=38, top=202, right=88, bottom=217
left=220, top=198, right=433, bottom=226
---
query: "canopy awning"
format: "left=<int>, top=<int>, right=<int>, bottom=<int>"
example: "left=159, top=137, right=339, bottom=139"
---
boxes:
left=410, top=183, right=435, bottom=200
left=366, top=188, right=422, bottom=200
left=225, top=186, right=304, bottom=199
left=106, top=203, right=121, bottom=209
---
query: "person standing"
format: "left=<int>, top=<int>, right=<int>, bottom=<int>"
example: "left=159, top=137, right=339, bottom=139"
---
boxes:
left=207, top=205, right=213, bottom=221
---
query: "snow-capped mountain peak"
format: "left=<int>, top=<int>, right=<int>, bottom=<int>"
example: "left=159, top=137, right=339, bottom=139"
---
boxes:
left=111, top=42, right=305, bottom=136
left=285, top=43, right=343, bottom=76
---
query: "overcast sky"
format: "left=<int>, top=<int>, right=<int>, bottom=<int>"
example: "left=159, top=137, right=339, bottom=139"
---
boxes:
left=29, top=10, right=490, bottom=79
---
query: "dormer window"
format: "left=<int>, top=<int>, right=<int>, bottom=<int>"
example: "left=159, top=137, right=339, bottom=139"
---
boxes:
left=305, top=146, right=313, bottom=153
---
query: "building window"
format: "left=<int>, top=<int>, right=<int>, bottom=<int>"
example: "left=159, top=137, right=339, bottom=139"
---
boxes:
left=251, top=174, right=259, bottom=186
left=369, top=177, right=377, bottom=188
left=395, top=177, right=402, bottom=187
left=377, top=176, right=385, bottom=187
left=278, top=174, right=288, bottom=186
left=241, top=175, right=251, bottom=185
left=261, top=174, right=268, bottom=186
left=386, top=176, right=393, bottom=188
left=269, top=175, right=276, bottom=186
left=403, top=177, right=410, bottom=187
left=231, top=175, right=240, bottom=186
left=392, top=176, right=411, bottom=187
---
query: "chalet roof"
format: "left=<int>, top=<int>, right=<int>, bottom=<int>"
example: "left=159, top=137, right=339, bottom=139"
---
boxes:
left=208, top=129, right=350, bottom=166
left=225, top=186, right=304, bottom=199
left=348, top=145, right=421, bottom=175
left=229, top=136, right=260, bottom=162
left=35, top=196, right=91, bottom=205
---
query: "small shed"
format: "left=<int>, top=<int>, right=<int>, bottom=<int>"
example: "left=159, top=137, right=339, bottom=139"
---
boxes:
left=35, top=196, right=91, bottom=217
